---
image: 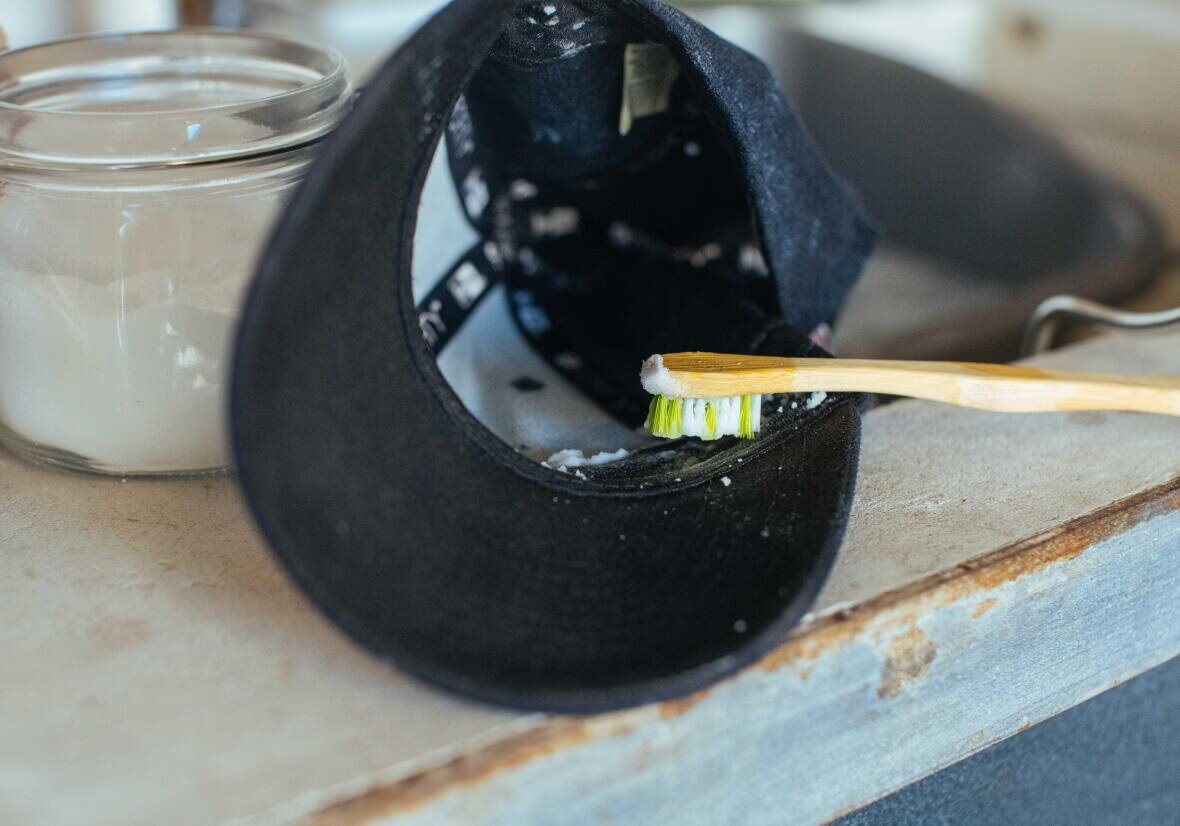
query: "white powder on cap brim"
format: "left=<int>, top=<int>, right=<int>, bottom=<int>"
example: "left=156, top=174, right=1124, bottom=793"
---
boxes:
left=805, top=391, right=827, bottom=409
left=545, top=448, right=630, bottom=469
left=639, top=354, right=686, bottom=397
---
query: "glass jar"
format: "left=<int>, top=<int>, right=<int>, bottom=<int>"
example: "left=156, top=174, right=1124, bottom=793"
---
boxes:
left=0, top=31, right=351, bottom=475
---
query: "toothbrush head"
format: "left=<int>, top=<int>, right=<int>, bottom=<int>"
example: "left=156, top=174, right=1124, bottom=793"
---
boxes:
left=641, top=353, right=761, bottom=440
left=645, top=394, right=762, bottom=441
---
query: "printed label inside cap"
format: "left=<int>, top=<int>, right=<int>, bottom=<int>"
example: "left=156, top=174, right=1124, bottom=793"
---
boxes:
left=619, top=43, right=681, bottom=136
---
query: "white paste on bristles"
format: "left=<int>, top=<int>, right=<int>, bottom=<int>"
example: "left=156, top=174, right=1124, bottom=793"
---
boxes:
left=640, top=354, right=686, bottom=397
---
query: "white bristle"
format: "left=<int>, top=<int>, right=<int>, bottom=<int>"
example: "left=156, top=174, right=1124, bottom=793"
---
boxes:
left=670, top=395, right=761, bottom=439
left=682, top=398, right=705, bottom=435
left=721, top=397, right=740, bottom=436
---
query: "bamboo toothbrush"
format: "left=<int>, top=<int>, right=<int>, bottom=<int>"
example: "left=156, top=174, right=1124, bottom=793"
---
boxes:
left=641, top=352, right=1180, bottom=441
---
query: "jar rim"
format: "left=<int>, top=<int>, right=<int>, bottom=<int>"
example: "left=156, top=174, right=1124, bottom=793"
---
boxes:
left=0, top=29, right=353, bottom=169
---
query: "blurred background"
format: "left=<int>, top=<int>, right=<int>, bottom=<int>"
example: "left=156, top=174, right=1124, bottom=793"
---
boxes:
left=3, top=0, right=1173, bottom=244
left=2, top=0, right=1176, bottom=353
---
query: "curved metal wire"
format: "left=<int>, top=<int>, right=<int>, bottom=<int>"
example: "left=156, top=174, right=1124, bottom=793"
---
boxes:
left=1022, top=251, right=1180, bottom=356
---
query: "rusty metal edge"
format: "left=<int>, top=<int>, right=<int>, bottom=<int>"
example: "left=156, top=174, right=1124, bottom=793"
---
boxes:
left=301, top=474, right=1180, bottom=825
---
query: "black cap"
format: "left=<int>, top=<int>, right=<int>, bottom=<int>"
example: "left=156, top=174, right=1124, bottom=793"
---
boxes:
left=232, top=0, right=874, bottom=712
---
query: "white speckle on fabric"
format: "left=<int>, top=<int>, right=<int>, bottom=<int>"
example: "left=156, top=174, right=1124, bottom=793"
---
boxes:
left=554, top=351, right=584, bottom=370
left=739, top=243, right=769, bottom=276
left=517, top=303, right=550, bottom=335
left=517, top=247, right=541, bottom=275
left=530, top=206, right=580, bottom=237
left=482, top=241, right=505, bottom=270
left=531, top=125, right=562, bottom=144
left=509, top=179, right=539, bottom=200
left=447, top=95, right=475, bottom=158
left=461, top=167, right=489, bottom=218
left=445, top=263, right=488, bottom=309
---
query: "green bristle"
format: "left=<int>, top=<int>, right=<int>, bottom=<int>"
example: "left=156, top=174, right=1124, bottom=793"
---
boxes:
left=704, top=402, right=719, bottom=440
left=739, top=395, right=755, bottom=439
left=648, top=395, right=678, bottom=439
left=668, top=397, right=684, bottom=437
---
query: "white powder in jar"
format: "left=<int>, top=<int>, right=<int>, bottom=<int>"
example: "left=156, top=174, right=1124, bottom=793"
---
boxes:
left=0, top=191, right=276, bottom=474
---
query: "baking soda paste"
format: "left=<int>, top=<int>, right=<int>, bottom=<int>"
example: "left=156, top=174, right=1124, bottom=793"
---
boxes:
left=0, top=191, right=275, bottom=474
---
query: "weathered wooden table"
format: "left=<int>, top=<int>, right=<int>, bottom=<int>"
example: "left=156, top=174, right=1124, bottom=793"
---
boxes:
left=4, top=329, right=1179, bottom=825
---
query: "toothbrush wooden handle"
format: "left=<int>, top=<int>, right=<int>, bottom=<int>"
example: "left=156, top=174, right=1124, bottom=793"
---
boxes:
left=659, top=353, right=1180, bottom=416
